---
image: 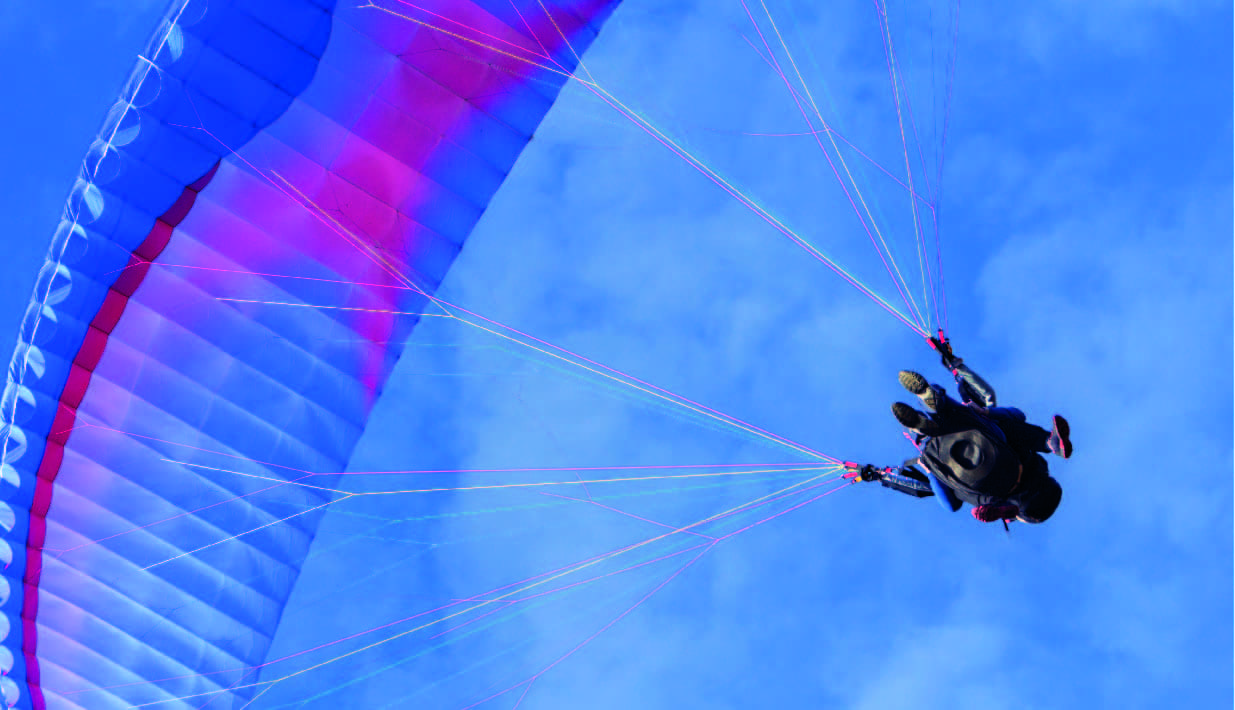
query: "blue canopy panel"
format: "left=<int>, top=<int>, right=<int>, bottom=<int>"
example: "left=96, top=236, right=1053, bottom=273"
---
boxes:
left=0, top=1, right=620, bottom=708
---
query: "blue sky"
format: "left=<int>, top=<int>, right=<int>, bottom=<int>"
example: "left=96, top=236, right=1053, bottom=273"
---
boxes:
left=1, top=1, right=1231, bottom=709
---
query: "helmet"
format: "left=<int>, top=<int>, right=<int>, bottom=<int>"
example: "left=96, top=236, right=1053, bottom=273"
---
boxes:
left=1017, top=477, right=1062, bottom=524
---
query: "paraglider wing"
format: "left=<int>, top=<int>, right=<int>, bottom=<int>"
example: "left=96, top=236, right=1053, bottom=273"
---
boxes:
left=0, top=1, right=620, bottom=707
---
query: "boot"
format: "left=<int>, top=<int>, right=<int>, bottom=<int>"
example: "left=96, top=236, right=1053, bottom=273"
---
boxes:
left=898, top=370, right=938, bottom=411
left=1048, top=415, right=1072, bottom=459
left=892, top=402, right=938, bottom=435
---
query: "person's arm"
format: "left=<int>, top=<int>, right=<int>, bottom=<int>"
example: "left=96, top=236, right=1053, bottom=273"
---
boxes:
left=845, top=460, right=933, bottom=498
left=930, top=335, right=996, bottom=407
left=880, top=464, right=934, bottom=498
left=951, top=360, right=997, bottom=408
left=847, top=459, right=967, bottom=513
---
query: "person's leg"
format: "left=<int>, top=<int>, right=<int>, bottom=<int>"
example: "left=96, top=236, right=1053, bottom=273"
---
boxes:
left=891, top=402, right=939, bottom=435
left=929, top=386, right=967, bottom=417
left=898, top=370, right=964, bottom=415
left=987, top=408, right=1051, bottom=453
left=986, top=406, right=1026, bottom=423
left=987, top=408, right=1071, bottom=458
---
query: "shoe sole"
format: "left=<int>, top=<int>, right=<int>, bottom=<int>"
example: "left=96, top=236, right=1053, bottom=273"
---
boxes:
left=898, top=370, right=929, bottom=394
left=898, top=371, right=937, bottom=411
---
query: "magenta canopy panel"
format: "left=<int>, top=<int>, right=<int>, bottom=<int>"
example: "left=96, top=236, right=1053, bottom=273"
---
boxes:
left=0, top=1, right=621, bottom=707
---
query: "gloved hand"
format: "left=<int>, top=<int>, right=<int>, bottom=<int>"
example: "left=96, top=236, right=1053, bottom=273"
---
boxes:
left=971, top=503, right=1018, bottom=522
left=928, top=332, right=961, bottom=371
left=857, top=464, right=884, bottom=482
left=843, top=462, right=884, bottom=482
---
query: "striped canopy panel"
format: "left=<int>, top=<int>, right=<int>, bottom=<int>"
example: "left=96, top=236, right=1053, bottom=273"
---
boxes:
left=0, top=1, right=620, bottom=707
